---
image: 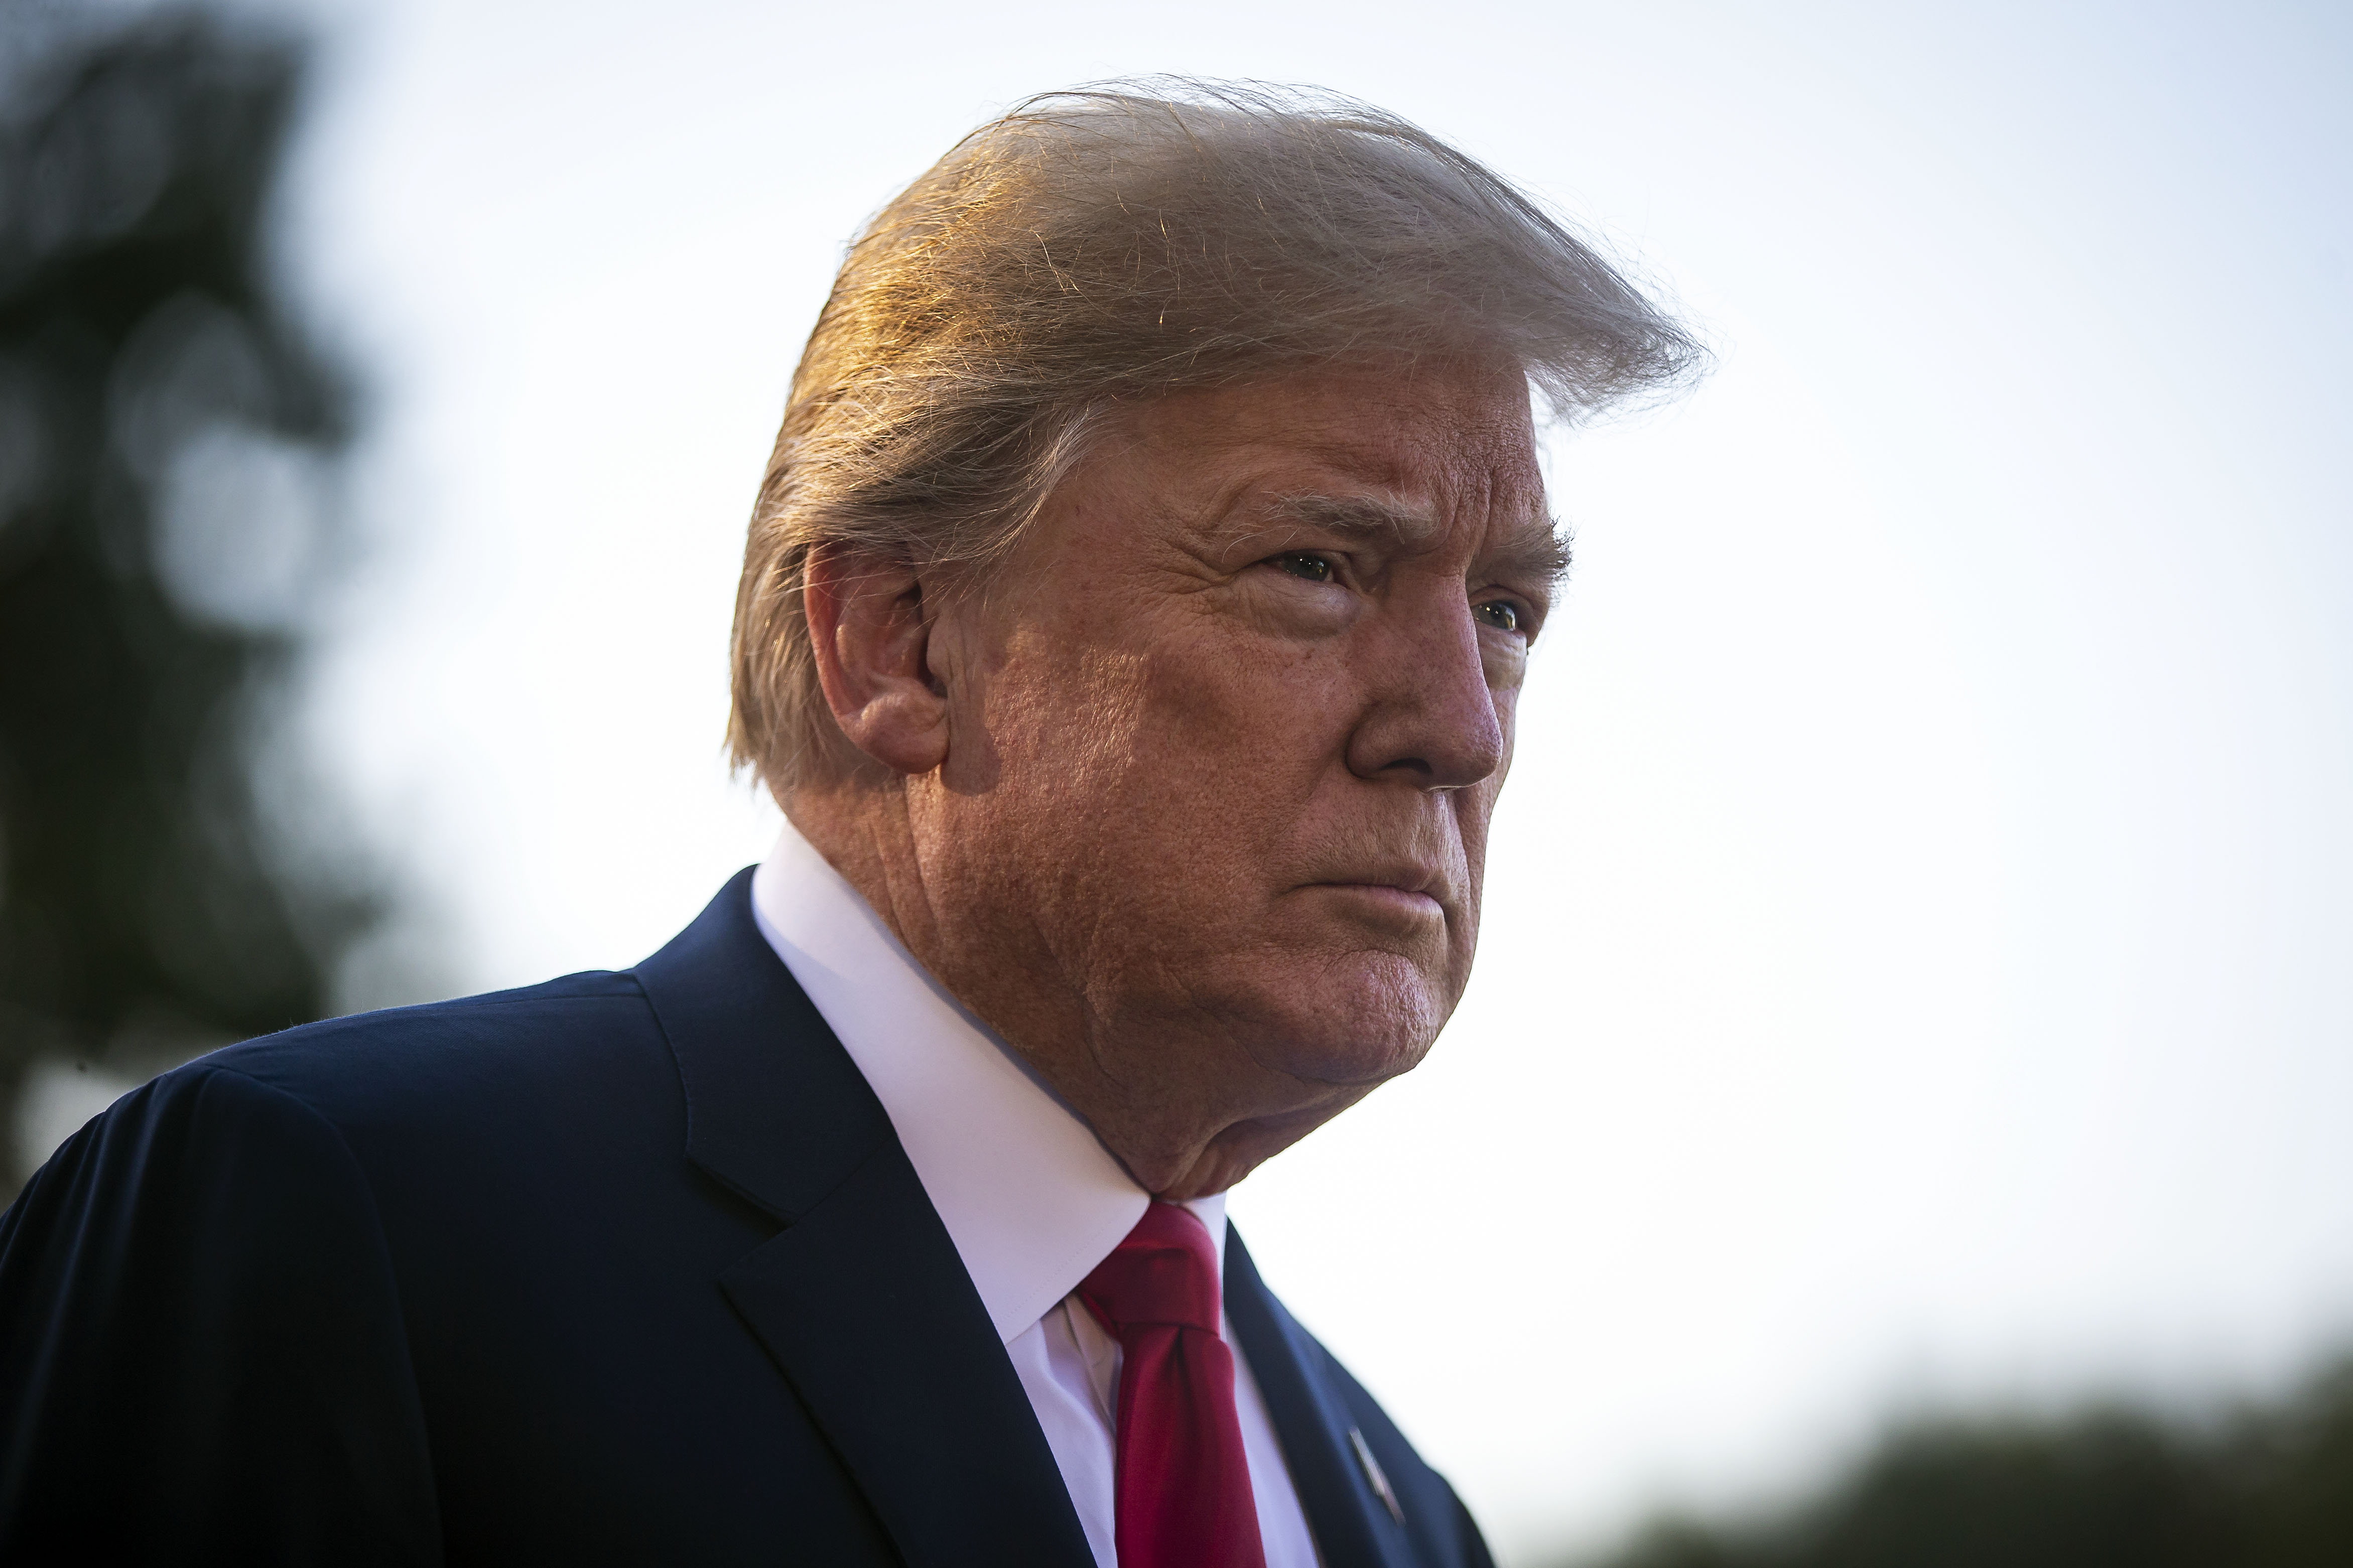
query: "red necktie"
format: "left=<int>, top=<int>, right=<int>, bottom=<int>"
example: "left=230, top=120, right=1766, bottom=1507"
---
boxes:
left=1077, top=1202, right=1268, bottom=1568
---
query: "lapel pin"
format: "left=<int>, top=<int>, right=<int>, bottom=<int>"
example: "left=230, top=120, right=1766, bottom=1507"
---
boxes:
left=1348, top=1425, right=1406, bottom=1525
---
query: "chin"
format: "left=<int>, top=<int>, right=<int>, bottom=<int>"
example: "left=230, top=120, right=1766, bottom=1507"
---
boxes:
left=1236, top=954, right=1452, bottom=1086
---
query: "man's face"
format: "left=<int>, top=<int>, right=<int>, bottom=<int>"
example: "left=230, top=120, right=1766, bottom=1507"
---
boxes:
left=908, top=358, right=1554, bottom=1172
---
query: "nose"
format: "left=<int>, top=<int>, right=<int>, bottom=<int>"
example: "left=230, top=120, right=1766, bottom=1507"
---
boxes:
left=1342, top=592, right=1508, bottom=791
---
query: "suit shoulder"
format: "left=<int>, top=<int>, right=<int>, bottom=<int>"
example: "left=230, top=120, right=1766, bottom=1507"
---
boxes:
left=203, top=968, right=651, bottom=1086
left=177, top=968, right=676, bottom=1150
left=234, top=966, right=647, bottom=1046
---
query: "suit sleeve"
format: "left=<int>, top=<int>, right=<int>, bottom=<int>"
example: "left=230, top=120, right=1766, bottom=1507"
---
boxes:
left=0, top=1064, right=443, bottom=1566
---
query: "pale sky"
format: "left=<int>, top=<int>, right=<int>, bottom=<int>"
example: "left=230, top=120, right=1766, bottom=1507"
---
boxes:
left=155, top=0, right=2353, bottom=1557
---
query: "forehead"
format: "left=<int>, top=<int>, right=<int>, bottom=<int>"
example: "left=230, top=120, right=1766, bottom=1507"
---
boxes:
left=997, top=358, right=1564, bottom=605
left=1114, top=359, right=1546, bottom=523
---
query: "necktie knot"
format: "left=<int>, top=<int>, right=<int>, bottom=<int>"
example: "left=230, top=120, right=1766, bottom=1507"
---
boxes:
left=1073, top=1201, right=1266, bottom=1568
left=1077, top=1201, right=1223, bottom=1337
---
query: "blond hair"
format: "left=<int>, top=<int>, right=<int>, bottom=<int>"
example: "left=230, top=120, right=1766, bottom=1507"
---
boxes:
left=729, top=80, right=1700, bottom=791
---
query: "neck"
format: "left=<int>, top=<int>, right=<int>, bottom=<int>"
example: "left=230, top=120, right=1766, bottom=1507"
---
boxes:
left=782, top=782, right=1363, bottom=1198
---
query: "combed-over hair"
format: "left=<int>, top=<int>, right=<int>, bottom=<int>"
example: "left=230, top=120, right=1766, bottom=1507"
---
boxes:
left=729, top=79, right=1701, bottom=790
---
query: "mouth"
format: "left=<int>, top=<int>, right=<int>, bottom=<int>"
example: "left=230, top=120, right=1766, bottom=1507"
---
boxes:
left=1316, top=884, right=1443, bottom=918
left=1298, top=870, right=1448, bottom=924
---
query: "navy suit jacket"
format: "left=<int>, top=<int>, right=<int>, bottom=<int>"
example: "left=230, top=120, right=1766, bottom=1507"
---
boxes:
left=0, top=871, right=1494, bottom=1566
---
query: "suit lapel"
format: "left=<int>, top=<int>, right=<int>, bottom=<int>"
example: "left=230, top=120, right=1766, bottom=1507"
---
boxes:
left=721, top=1139, right=1096, bottom=1567
left=1226, top=1226, right=1414, bottom=1568
left=636, top=870, right=1095, bottom=1568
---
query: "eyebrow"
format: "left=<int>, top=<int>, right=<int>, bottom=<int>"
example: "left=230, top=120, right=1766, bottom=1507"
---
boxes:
left=1268, top=493, right=1572, bottom=586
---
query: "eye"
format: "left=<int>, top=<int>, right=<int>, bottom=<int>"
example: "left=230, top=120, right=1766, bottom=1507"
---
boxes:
left=1271, top=552, right=1335, bottom=584
left=1474, top=600, right=1522, bottom=633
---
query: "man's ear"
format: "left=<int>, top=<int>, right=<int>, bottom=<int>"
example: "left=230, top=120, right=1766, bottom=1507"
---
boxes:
left=802, top=543, right=951, bottom=776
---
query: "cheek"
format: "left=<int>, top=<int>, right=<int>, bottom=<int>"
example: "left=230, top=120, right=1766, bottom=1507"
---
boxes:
left=979, top=608, right=1347, bottom=860
left=966, top=641, right=1253, bottom=907
left=991, top=673, right=1163, bottom=891
left=1136, top=613, right=1360, bottom=764
left=988, top=644, right=1333, bottom=947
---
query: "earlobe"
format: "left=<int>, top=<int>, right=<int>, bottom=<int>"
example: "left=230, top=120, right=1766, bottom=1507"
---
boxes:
left=802, top=544, right=952, bottom=777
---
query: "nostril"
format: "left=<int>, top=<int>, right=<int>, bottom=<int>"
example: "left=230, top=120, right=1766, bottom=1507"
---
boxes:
left=1385, top=759, right=1474, bottom=793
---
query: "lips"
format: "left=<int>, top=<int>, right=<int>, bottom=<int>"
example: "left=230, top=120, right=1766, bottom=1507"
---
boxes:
left=1296, top=864, right=1450, bottom=924
left=1318, top=883, right=1444, bottom=919
left=1303, top=859, right=1447, bottom=900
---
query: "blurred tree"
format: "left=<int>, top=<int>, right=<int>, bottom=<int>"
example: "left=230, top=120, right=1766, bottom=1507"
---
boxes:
left=0, top=4, right=390, bottom=1189
left=1570, top=1358, right=2353, bottom=1568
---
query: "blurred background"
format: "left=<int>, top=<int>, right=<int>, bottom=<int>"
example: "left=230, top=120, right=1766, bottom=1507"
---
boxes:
left=2, top=0, right=2348, bottom=1561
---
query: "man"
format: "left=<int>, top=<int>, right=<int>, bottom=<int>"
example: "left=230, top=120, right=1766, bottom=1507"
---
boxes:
left=0, top=83, right=1695, bottom=1564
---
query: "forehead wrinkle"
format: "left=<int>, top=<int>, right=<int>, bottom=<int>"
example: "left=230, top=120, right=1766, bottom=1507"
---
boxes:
left=1264, top=491, right=1442, bottom=548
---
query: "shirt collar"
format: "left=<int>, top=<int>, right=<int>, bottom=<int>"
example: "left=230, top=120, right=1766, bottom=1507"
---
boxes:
left=749, top=820, right=1226, bottom=1344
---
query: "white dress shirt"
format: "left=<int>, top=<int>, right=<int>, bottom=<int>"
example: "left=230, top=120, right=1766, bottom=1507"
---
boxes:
left=749, top=822, right=1321, bottom=1568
